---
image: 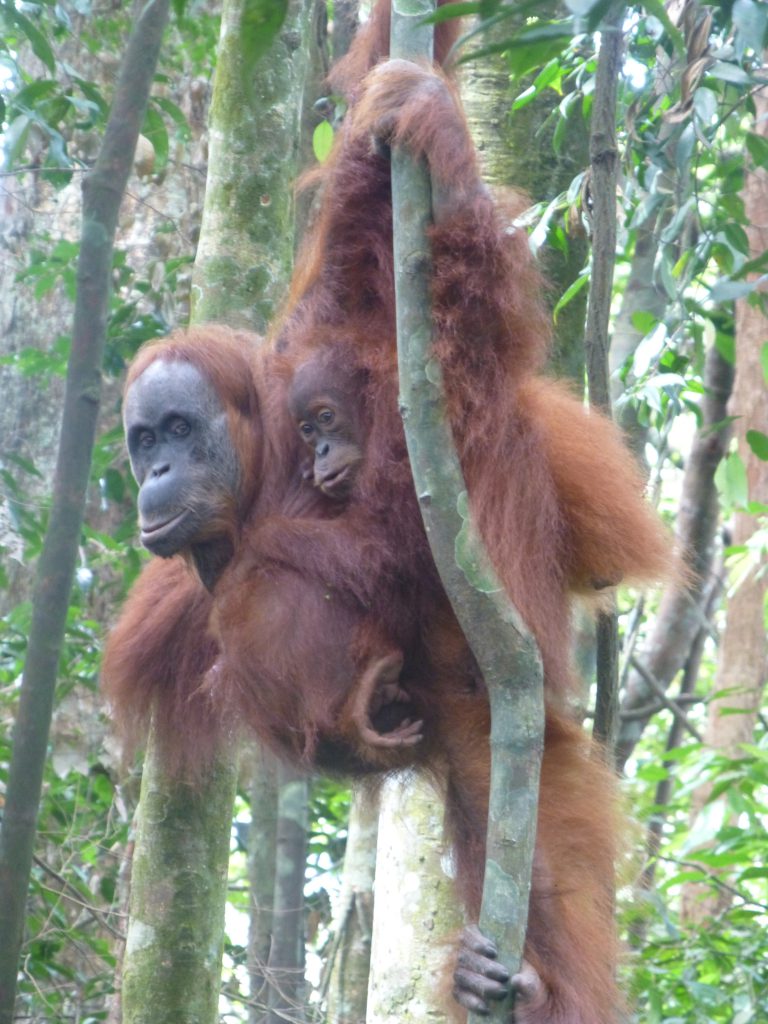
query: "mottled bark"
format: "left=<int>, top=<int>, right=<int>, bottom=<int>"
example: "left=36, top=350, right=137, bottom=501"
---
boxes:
left=367, top=776, right=464, bottom=1024
left=389, top=4, right=544, bottom=1022
left=324, top=790, right=378, bottom=1024
left=122, top=739, right=237, bottom=1024
left=616, top=343, right=733, bottom=771
left=192, top=0, right=315, bottom=330
left=0, top=2, right=171, bottom=1018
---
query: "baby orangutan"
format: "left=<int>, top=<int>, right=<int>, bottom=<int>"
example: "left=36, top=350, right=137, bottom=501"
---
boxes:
left=288, top=354, right=426, bottom=755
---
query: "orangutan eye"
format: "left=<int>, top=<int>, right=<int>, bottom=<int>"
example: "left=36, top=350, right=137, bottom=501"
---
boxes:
left=317, top=408, right=335, bottom=425
left=169, top=417, right=191, bottom=437
left=300, top=422, right=314, bottom=438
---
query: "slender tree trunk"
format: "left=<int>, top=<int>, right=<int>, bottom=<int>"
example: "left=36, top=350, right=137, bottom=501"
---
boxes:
left=266, top=764, right=310, bottom=1024
left=324, top=790, right=378, bottom=1024
left=681, top=80, right=768, bottom=922
left=248, top=749, right=280, bottom=1024
left=0, top=2, right=170, bottom=1018
left=616, top=343, right=733, bottom=771
left=584, top=1, right=625, bottom=752
left=122, top=738, right=236, bottom=1023
left=389, top=6, right=543, bottom=1023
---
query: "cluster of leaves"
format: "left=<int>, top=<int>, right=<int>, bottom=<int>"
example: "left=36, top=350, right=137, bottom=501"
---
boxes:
left=1, top=0, right=219, bottom=182
left=623, top=729, right=768, bottom=1023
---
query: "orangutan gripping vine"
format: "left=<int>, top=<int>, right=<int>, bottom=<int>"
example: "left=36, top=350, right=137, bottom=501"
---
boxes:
left=103, top=10, right=672, bottom=1022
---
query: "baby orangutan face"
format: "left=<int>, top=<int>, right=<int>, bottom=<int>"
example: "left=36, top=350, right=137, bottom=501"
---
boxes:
left=289, top=361, right=364, bottom=501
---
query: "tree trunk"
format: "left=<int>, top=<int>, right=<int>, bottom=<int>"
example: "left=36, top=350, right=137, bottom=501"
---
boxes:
left=122, top=739, right=236, bottom=1023
left=266, top=764, right=310, bottom=1024
left=247, top=748, right=280, bottom=1024
left=584, top=2, right=625, bottom=753
left=616, top=340, right=734, bottom=771
left=389, top=6, right=543, bottom=1021
left=121, top=1, right=316, bottom=1020
left=192, top=0, right=315, bottom=331
left=324, top=790, right=378, bottom=1024
left=366, top=776, right=464, bottom=1023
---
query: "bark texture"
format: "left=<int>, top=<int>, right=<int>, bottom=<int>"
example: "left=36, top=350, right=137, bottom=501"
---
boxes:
left=265, top=765, right=310, bottom=1024
left=389, top=4, right=544, bottom=1022
left=247, top=748, right=279, bottom=1024
left=192, top=0, right=314, bottom=330
left=584, top=3, right=625, bottom=753
left=324, top=791, right=378, bottom=1024
left=122, top=740, right=237, bottom=1024
left=367, top=776, right=464, bottom=1024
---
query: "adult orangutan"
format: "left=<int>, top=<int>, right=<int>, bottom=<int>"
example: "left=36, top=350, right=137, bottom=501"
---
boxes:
left=102, top=323, right=623, bottom=1024
left=103, top=17, right=673, bottom=1024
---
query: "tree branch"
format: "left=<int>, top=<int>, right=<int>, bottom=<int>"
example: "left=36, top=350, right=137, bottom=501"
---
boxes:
left=585, top=1, right=625, bottom=754
left=389, top=2, right=544, bottom=1019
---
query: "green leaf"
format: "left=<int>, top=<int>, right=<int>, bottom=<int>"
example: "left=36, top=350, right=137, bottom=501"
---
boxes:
left=715, top=331, right=735, bottom=365
left=746, top=131, right=768, bottom=169
left=723, top=221, right=751, bottom=258
left=708, top=60, right=752, bottom=86
left=312, top=121, right=334, bottom=163
left=142, top=104, right=168, bottom=170
left=424, top=1, right=484, bottom=24
left=746, top=430, right=768, bottom=460
left=553, top=273, right=588, bottom=319
left=715, top=451, right=749, bottom=507
left=9, top=79, right=59, bottom=112
left=733, top=0, right=768, bottom=56
left=5, top=8, right=56, bottom=72
left=630, top=309, right=663, bottom=333
left=154, top=96, right=191, bottom=141
left=710, top=276, right=768, bottom=303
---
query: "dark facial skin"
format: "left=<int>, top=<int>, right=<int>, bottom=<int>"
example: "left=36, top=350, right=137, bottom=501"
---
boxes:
left=123, top=359, right=240, bottom=588
left=289, top=365, right=363, bottom=501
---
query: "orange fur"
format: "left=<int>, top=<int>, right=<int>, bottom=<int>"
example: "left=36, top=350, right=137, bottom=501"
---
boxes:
left=103, top=30, right=668, bottom=1024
